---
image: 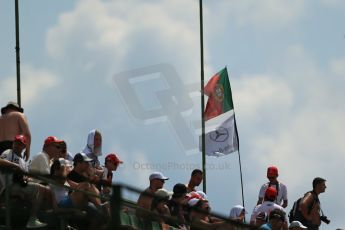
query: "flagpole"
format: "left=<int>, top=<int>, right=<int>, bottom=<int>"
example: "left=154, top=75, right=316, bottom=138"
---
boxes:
left=199, top=0, right=207, bottom=193
left=15, top=0, right=22, bottom=106
left=234, top=113, right=245, bottom=209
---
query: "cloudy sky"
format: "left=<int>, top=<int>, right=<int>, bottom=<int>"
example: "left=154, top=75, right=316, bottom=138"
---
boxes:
left=1, top=0, right=345, bottom=228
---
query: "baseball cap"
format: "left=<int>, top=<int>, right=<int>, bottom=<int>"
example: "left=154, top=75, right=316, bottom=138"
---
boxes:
left=73, top=153, right=92, bottom=163
left=269, top=209, right=285, bottom=221
left=256, top=212, right=268, bottom=221
left=58, top=158, right=72, bottom=167
left=155, top=189, right=173, bottom=200
left=105, top=153, right=123, bottom=165
left=289, top=221, right=307, bottom=229
left=149, top=172, right=169, bottom=181
left=188, top=198, right=200, bottom=207
left=172, top=183, right=187, bottom=198
left=1, top=101, right=24, bottom=114
left=267, top=166, right=278, bottom=177
left=265, top=187, right=278, bottom=199
left=196, top=191, right=208, bottom=200
left=44, top=136, right=64, bottom=146
left=14, top=135, right=27, bottom=145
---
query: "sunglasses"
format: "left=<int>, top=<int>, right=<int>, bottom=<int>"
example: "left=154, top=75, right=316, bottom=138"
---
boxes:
left=53, top=145, right=62, bottom=149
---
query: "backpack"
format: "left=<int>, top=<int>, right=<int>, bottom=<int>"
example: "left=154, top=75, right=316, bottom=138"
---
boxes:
left=288, top=191, right=317, bottom=223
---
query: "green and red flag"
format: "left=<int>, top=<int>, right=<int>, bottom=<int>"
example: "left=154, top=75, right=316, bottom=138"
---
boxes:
left=204, top=67, right=234, bottom=121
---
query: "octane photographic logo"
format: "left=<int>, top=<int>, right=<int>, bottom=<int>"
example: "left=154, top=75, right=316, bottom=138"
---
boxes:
left=113, top=63, right=201, bottom=155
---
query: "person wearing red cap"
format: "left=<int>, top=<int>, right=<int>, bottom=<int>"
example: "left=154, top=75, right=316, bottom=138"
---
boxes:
left=250, top=187, right=288, bottom=229
left=99, top=153, right=123, bottom=194
left=0, top=101, right=31, bottom=161
left=29, top=136, right=64, bottom=175
left=0, top=134, right=49, bottom=228
left=257, top=166, right=288, bottom=208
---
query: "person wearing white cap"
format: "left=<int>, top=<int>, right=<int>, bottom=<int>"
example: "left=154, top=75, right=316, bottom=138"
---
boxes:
left=229, top=205, right=247, bottom=223
left=289, top=221, right=307, bottom=229
left=137, top=172, right=169, bottom=217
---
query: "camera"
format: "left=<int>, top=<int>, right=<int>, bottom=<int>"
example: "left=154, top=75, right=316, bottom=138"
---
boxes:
left=320, top=215, right=330, bottom=224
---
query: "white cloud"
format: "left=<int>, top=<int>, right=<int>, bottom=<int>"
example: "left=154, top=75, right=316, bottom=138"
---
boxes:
left=233, top=75, right=294, bottom=119
left=330, top=58, right=345, bottom=76
left=212, top=0, right=305, bottom=29
left=0, top=65, right=60, bottom=109
left=45, top=0, right=200, bottom=82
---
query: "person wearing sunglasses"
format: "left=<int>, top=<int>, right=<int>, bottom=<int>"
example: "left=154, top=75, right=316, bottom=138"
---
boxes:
left=29, top=136, right=64, bottom=176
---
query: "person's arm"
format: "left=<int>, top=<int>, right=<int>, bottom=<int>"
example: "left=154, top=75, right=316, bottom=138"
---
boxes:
left=282, top=185, right=288, bottom=208
left=0, top=158, right=22, bottom=171
left=299, top=193, right=314, bottom=222
left=257, top=184, right=265, bottom=205
left=249, top=205, right=258, bottom=225
left=18, top=113, right=31, bottom=161
left=257, top=197, right=263, bottom=205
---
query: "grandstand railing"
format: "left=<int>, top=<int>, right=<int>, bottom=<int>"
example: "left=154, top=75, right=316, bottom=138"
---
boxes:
left=0, top=167, right=258, bottom=230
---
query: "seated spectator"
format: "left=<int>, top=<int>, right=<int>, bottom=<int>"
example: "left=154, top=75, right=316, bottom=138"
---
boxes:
left=0, top=135, right=49, bottom=228
left=167, top=183, right=188, bottom=227
left=229, top=205, right=247, bottom=223
left=59, top=141, right=73, bottom=162
left=137, top=172, right=169, bottom=217
left=260, top=209, right=286, bottom=230
left=189, top=199, right=231, bottom=230
left=255, top=212, right=268, bottom=227
left=151, top=188, right=172, bottom=223
left=82, top=129, right=103, bottom=169
left=29, top=136, right=63, bottom=176
left=67, top=153, right=102, bottom=209
left=67, top=153, right=92, bottom=183
left=98, top=153, right=123, bottom=196
left=50, top=158, right=107, bottom=230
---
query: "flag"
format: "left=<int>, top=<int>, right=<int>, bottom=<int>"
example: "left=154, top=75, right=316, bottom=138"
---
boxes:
left=200, top=113, right=238, bottom=157
left=204, top=67, right=234, bottom=121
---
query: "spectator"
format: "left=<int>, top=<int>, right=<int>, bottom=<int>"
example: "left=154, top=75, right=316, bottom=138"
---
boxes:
left=186, top=169, right=203, bottom=193
left=299, top=177, right=328, bottom=230
left=250, top=187, right=288, bottom=230
left=82, top=129, right=102, bottom=169
left=229, top=205, right=247, bottom=223
left=59, top=141, right=73, bottom=162
left=289, top=221, right=307, bottom=229
left=189, top=199, right=230, bottom=230
left=0, top=135, right=48, bottom=228
left=137, top=172, right=169, bottom=217
left=255, top=212, right=268, bottom=227
left=167, top=183, right=188, bottom=228
left=29, top=136, right=63, bottom=176
left=0, top=101, right=31, bottom=161
left=50, top=158, right=107, bottom=230
left=67, top=153, right=102, bottom=207
left=67, top=153, right=92, bottom=184
left=260, top=209, right=286, bottom=230
left=151, top=189, right=172, bottom=222
left=99, top=153, right=123, bottom=195
left=257, top=166, right=288, bottom=208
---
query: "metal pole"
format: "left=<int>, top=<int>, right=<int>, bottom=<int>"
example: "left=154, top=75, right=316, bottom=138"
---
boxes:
left=5, top=173, right=11, bottom=229
left=109, top=185, right=122, bottom=229
left=234, top=114, right=245, bottom=210
left=199, top=0, right=206, bottom=193
left=15, top=0, right=21, bottom=106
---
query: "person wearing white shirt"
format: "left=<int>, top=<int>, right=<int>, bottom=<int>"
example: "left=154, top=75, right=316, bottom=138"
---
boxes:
left=257, top=166, right=288, bottom=208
